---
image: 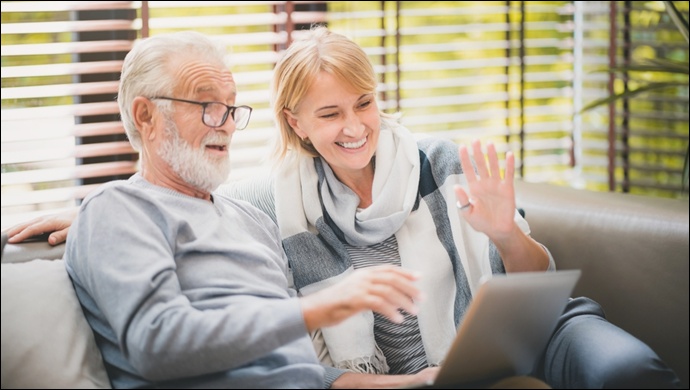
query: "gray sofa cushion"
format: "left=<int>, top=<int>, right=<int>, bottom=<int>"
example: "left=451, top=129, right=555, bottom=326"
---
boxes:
left=1, top=258, right=111, bottom=389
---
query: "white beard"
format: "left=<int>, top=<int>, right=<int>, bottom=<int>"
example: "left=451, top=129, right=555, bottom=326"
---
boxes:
left=158, top=118, right=231, bottom=193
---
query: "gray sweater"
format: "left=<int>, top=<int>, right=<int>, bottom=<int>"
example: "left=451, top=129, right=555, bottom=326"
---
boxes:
left=64, top=173, right=324, bottom=388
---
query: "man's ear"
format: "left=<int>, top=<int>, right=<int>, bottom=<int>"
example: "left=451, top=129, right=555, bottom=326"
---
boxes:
left=132, top=96, right=157, bottom=141
left=283, top=108, right=306, bottom=140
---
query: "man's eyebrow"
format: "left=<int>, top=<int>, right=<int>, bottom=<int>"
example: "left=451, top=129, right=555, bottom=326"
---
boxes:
left=194, top=85, right=237, bottom=98
left=195, top=86, right=216, bottom=94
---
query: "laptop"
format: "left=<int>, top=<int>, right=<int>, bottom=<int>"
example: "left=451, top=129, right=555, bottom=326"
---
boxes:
left=425, top=269, right=581, bottom=388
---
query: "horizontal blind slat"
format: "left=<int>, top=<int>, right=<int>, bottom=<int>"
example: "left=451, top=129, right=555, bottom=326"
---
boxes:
left=2, top=141, right=135, bottom=165
left=2, top=101, right=120, bottom=121
left=0, top=1, right=136, bottom=13
left=1, top=20, right=138, bottom=34
left=1, top=60, right=123, bottom=78
left=2, top=122, right=124, bottom=142
left=1, top=161, right=138, bottom=186
left=1, top=183, right=102, bottom=207
left=1, top=40, right=133, bottom=56
left=2, top=81, right=119, bottom=100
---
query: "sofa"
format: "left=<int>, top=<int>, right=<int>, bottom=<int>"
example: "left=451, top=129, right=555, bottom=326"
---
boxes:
left=514, top=181, right=689, bottom=389
left=1, top=180, right=688, bottom=388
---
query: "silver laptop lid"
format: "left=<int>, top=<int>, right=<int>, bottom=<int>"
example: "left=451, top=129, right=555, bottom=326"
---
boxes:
left=433, top=269, right=581, bottom=387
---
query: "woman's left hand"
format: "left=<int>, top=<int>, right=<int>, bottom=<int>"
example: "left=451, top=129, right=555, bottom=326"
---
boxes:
left=454, top=139, right=516, bottom=240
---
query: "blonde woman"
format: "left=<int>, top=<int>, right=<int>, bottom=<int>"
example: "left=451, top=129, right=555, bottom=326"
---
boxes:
left=263, top=26, right=680, bottom=389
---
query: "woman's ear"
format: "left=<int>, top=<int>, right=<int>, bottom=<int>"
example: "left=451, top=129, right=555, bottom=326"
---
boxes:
left=283, top=108, right=306, bottom=140
left=132, top=97, right=157, bottom=141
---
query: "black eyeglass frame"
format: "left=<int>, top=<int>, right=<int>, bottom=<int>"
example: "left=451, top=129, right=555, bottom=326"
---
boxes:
left=150, top=96, right=253, bottom=130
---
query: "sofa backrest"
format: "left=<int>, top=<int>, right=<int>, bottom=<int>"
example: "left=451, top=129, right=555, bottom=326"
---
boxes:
left=515, top=180, right=689, bottom=388
left=3, top=180, right=687, bottom=388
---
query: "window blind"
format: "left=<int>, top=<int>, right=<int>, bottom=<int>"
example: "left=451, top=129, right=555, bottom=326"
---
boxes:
left=2, top=1, right=139, bottom=229
left=578, top=1, right=689, bottom=196
left=3, top=1, right=687, bottom=231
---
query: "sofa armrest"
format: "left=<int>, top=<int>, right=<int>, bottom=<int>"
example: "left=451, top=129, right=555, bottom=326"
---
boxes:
left=2, top=240, right=66, bottom=264
left=1, top=258, right=111, bottom=389
left=515, top=180, right=689, bottom=388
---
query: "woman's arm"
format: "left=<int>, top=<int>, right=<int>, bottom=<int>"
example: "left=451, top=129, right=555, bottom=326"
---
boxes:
left=331, top=367, right=439, bottom=389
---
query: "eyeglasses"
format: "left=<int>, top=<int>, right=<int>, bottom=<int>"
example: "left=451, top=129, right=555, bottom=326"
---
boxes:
left=151, top=96, right=253, bottom=130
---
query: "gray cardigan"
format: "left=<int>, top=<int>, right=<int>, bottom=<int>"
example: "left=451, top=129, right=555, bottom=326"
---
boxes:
left=65, top=173, right=325, bottom=388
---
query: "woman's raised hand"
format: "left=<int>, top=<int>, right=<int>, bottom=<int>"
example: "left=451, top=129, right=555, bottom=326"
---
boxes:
left=454, top=139, right=517, bottom=240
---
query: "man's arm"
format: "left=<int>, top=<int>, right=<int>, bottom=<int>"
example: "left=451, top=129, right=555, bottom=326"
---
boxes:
left=67, top=185, right=429, bottom=386
left=66, top=188, right=311, bottom=382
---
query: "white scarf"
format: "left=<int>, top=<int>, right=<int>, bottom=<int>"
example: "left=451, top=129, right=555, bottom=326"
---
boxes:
left=275, top=123, right=496, bottom=373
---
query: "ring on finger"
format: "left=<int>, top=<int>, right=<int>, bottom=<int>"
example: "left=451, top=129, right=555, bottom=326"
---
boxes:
left=456, top=201, right=472, bottom=210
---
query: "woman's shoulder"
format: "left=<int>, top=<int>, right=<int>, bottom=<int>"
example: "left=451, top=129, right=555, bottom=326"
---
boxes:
left=416, top=134, right=458, bottom=155
left=414, top=135, right=461, bottom=175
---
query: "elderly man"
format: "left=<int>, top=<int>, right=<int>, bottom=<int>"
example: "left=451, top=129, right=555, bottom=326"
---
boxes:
left=63, top=31, right=424, bottom=389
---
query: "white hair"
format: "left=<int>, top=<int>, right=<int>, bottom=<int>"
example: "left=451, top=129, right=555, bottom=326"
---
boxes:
left=118, top=31, right=230, bottom=151
left=157, top=115, right=231, bottom=192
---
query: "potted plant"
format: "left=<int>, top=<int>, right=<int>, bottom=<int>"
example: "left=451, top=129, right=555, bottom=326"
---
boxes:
left=582, top=1, right=689, bottom=194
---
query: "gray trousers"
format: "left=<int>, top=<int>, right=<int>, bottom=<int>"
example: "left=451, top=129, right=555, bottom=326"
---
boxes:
left=535, top=297, right=682, bottom=389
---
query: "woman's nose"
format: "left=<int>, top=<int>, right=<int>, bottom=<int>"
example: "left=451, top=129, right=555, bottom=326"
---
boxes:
left=342, top=113, right=365, bottom=137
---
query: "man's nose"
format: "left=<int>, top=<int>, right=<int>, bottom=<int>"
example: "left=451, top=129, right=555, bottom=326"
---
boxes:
left=216, top=114, right=236, bottom=134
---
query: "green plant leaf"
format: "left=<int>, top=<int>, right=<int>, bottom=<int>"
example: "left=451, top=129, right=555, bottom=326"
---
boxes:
left=585, top=1, right=690, bottom=195
left=590, top=58, right=690, bottom=77
left=641, top=58, right=690, bottom=73
left=610, top=57, right=690, bottom=74
left=609, top=63, right=689, bottom=74
left=663, top=1, right=690, bottom=195
left=664, top=1, right=689, bottom=44
left=581, top=82, right=688, bottom=112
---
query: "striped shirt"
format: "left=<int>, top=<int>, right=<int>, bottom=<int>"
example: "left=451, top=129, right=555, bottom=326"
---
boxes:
left=344, top=235, right=429, bottom=375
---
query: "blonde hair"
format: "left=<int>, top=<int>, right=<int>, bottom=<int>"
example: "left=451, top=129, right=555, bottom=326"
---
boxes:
left=270, top=26, right=382, bottom=161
